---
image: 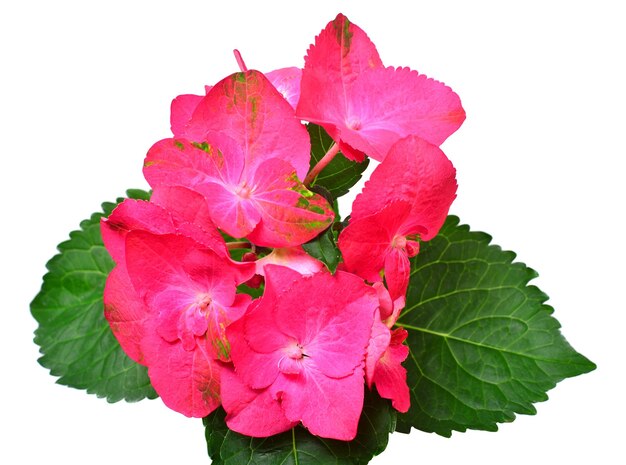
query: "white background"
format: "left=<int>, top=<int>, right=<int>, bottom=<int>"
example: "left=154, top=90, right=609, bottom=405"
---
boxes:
left=1, top=1, right=623, bottom=463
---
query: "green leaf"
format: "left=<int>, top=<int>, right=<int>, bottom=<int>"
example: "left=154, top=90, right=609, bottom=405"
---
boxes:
left=237, top=283, right=264, bottom=299
left=31, top=189, right=157, bottom=402
left=307, top=123, right=369, bottom=199
left=302, top=227, right=341, bottom=273
left=395, top=216, right=596, bottom=436
left=204, top=390, right=395, bottom=465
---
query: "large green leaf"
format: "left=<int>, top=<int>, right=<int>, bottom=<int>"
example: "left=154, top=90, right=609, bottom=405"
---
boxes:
left=307, top=123, right=369, bottom=199
left=395, top=216, right=595, bottom=436
left=204, top=390, right=395, bottom=465
left=31, top=189, right=157, bottom=402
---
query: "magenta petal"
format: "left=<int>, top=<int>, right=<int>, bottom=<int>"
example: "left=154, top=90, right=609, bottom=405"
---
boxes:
left=206, top=293, right=252, bottom=362
left=373, top=328, right=410, bottom=413
left=170, top=94, right=204, bottom=137
left=275, top=364, right=365, bottom=441
left=297, top=14, right=382, bottom=129
left=266, top=67, right=302, bottom=110
left=255, top=247, right=323, bottom=277
left=297, top=14, right=463, bottom=161
left=351, top=136, right=457, bottom=240
left=298, top=271, right=379, bottom=378
left=103, top=266, right=149, bottom=364
left=245, top=158, right=334, bottom=247
left=125, top=231, right=249, bottom=362
left=144, top=137, right=242, bottom=190
left=150, top=185, right=214, bottom=231
left=364, top=309, right=391, bottom=387
left=142, top=321, right=221, bottom=418
left=101, top=199, right=175, bottom=264
left=337, top=217, right=390, bottom=283
left=221, top=367, right=297, bottom=437
left=227, top=310, right=283, bottom=390
left=198, top=181, right=261, bottom=239
left=373, top=282, right=393, bottom=321
left=335, top=67, right=465, bottom=160
left=125, top=232, right=237, bottom=307
left=150, top=186, right=255, bottom=284
left=185, top=70, right=311, bottom=181
left=384, top=248, right=411, bottom=304
left=338, top=201, right=411, bottom=283
left=267, top=270, right=376, bottom=372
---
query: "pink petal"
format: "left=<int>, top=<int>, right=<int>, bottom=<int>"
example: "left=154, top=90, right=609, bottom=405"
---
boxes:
left=244, top=158, right=335, bottom=247
left=243, top=268, right=375, bottom=377
left=373, top=328, right=410, bottom=413
left=273, top=363, right=365, bottom=441
left=297, top=14, right=464, bottom=162
left=255, top=246, right=324, bottom=277
left=338, top=200, right=412, bottom=283
left=142, top=319, right=222, bottom=418
left=206, top=293, right=252, bottom=362
left=125, top=232, right=237, bottom=308
left=334, top=67, right=465, bottom=160
left=103, top=265, right=149, bottom=364
left=292, top=271, right=378, bottom=379
left=373, top=282, right=393, bottom=321
left=265, top=67, right=302, bottom=110
left=125, top=231, right=248, bottom=361
left=101, top=199, right=175, bottom=264
left=170, top=94, right=204, bottom=137
left=150, top=186, right=256, bottom=283
left=364, top=309, right=391, bottom=387
left=297, top=13, right=383, bottom=127
left=324, top=125, right=367, bottom=162
left=226, top=308, right=284, bottom=390
left=197, top=181, right=261, bottom=238
left=170, top=67, right=300, bottom=137
left=150, top=185, right=214, bottom=230
left=184, top=70, right=311, bottom=181
left=144, top=137, right=244, bottom=192
left=351, top=136, right=457, bottom=241
left=221, top=367, right=297, bottom=437
left=384, top=248, right=411, bottom=304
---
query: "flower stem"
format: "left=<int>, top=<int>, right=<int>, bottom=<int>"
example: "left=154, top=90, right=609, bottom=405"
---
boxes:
left=233, top=49, right=248, bottom=72
left=304, top=143, right=341, bottom=186
left=227, top=241, right=252, bottom=250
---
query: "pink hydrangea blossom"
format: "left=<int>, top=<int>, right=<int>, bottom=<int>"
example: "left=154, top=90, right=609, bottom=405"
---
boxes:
left=124, top=231, right=251, bottom=417
left=297, top=13, right=465, bottom=162
left=101, top=193, right=255, bottom=417
left=145, top=70, right=334, bottom=247
left=339, top=135, right=457, bottom=302
left=222, top=265, right=379, bottom=440
left=98, top=11, right=466, bottom=435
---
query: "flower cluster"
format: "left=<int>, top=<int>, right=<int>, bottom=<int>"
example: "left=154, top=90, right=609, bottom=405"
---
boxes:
left=101, top=13, right=464, bottom=441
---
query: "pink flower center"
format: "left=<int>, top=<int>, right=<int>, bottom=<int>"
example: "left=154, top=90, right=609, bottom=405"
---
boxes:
left=346, top=117, right=362, bottom=131
left=236, top=182, right=253, bottom=199
left=278, top=341, right=307, bottom=375
left=392, top=234, right=407, bottom=249
left=285, top=342, right=305, bottom=359
left=391, top=234, right=420, bottom=257
left=197, top=294, right=213, bottom=312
